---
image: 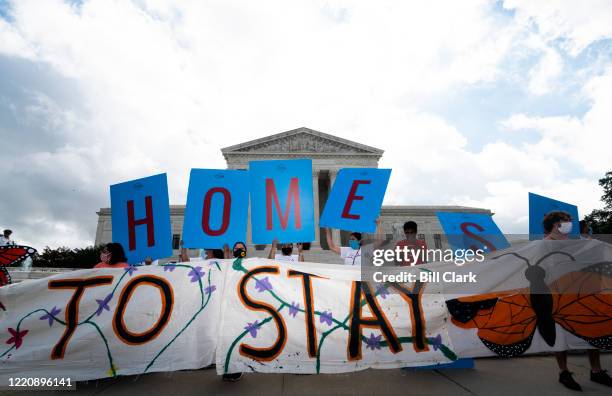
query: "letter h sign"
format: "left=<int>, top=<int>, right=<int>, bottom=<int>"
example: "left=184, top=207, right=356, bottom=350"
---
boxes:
left=110, top=173, right=173, bottom=264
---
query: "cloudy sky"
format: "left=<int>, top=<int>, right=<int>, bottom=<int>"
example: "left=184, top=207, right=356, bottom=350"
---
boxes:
left=1, top=0, right=612, bottom=249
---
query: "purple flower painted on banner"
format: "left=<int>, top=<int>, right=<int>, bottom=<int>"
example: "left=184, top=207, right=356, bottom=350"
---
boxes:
left=289, top=302, right=300, bottom=317
left=320, top=311, right=333, bottom=326
left=39, top=306, right=61, bottom=327
left=163, top=264, right=176, bottom=272
left=431, top=334, right=442, bottom=351
left=244, top=321, right=260, bottom=338
left=205, top=285, right=216, bottom=295
left=254, top=277, right=273, bottom=293
left=95, top=293, right=113, bottom=316
left=375, top=284, right=389, bottom=299
left=188, top=266, right=205, bottom=283
left=125, top=265, right=138, bottom=276
left=365, top=333, right=382, bottom=350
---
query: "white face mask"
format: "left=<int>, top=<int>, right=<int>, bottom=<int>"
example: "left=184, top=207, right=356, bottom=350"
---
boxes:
left=558, top=222, right=573, bottom=234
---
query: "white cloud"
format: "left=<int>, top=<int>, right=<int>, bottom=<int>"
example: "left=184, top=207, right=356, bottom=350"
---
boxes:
left=501, top=66, right=612, bottom=174
left=527, top=47, right=563, bottom=95
left=0, top=18, right=35, bottom=59
left=504, top=0, right=612, bottom=56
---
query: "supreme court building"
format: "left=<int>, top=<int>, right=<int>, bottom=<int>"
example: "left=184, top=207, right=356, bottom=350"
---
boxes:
left=95, top=127, right=493, bottom=263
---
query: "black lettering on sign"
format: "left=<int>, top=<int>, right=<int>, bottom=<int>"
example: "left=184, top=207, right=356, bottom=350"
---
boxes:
left=348, top=281, right=401, bottom=360
left=113, top=275, right=174, bottom=345
left=48, top=276, right=114, bottom=359
left=287, top=270, right=321, bottom=357
left=389, top=281, right=428, bottom=352
left=238, top=266, right=287, bottom=361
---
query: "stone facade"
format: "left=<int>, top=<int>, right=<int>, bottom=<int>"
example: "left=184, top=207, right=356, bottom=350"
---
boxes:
left=95, top=127, right=493, bottom=260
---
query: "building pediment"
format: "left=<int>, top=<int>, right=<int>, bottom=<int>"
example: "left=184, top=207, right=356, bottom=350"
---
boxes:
left=221, top=127, right=383, bottom=156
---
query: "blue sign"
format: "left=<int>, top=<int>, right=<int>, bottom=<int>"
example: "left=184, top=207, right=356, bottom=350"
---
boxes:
left=110, top=174, right=172, bottom=264
left=528, top=192, right=579, bottom=240
left=249, top=159, right=315, bottom=244
left=320, top=168, right=391, bottom=233
left=436, top=212, right=510, bottom=253
left=183, top=169, right=249, bottom=249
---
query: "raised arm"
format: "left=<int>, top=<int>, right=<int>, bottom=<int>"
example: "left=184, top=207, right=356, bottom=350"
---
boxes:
left=179, top=240, right=190, bottom=263
left=372, top=217, right=391, bottom=249
left=297, top=242, right=305, bottom=262
left=268, top=238, right=278, bottom=259
left=325, top=228, right=341, bottom=255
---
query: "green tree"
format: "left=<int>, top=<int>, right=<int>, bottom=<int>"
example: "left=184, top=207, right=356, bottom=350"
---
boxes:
left=584, top=171, right=612, bottom=234
left=32, top=245, right=104, bottom=269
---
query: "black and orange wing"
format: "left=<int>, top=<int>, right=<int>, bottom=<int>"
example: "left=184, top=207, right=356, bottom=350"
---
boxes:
left=550, top=262, right=612, bottom=350
left=0, top=245, right=36, bottom=267
left=446, top=290, right=538, bottom=357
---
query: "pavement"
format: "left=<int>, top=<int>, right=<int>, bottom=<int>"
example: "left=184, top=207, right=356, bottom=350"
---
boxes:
left=2, top=353, right=611, bottom=396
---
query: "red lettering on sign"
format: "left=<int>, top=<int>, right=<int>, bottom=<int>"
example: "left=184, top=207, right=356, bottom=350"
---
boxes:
left=202, top=187, right=231, bottom=236
left=341, top=180, right=371, bottom=220
left=127, top=196, right=155, bottom=251
left=265, top=178, right=301, bottom=230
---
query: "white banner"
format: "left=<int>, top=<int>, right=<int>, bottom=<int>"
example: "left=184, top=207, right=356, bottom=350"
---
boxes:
left=1, top=240, right=611, bottom=381
left=1, top=260, right=224, bottom=381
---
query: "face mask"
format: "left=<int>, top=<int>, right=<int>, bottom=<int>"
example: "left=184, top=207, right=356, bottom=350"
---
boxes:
left=558, top=222, right=573, bottom=234
left=233, top=248, right=246, bottom=258
left=100, top=251, right=111, bottom=263
left=281, top=247, right=293, bottom=256
left=349, top=239, right=360, bottom=250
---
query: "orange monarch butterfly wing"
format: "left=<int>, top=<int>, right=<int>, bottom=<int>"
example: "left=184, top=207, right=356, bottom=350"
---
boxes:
left=551, top=262, right=612, bottom=350
left=0, top=245, right=37, bottom=267
left=446, top=290, right=538, bottom=357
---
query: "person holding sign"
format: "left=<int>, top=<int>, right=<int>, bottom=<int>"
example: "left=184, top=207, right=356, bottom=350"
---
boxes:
left=529, top=193, right=579, bottom=240
left=542, top=211, right=612, bottom=390
left=324, top=228, right=362, bottom=266
left=395, top=221, right=427, bottom=266
left=543, top=211, right=574, bottom=241
left=268, top=239, right=304, bottom=263
left=223, top=241, right=249, bottom=259
left=179, top=240, right=190, bottom=263
left=94, top=243, right=129, bottom=269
